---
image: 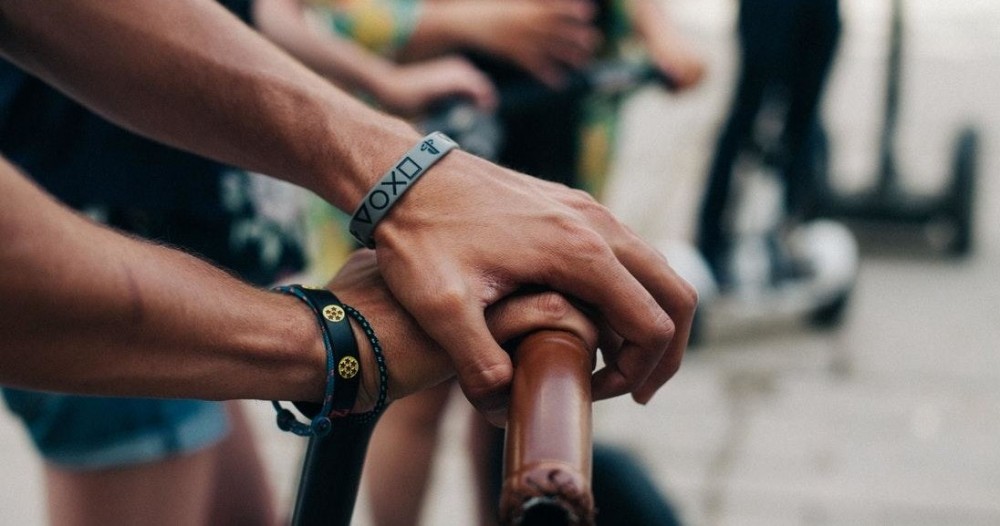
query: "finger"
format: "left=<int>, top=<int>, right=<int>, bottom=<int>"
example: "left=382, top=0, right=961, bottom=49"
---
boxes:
left=458, top=70, right=499, bottom=111
left=614, top=241, right=698, bottom=403
left=551, top=22, right=602, bottom=57
left=594, top=315, right=623, bottom=362
left=551, top=0, right=597, bottom=23
left=485, top=290, right=599, bottom=350
left=525, top=60, right=568, bottom=89
left=589, top=312, right=674, bottom=401
left=548, top=38, right=596, bottom=71
left=540, top=192, right=697, bottom=401
left=537, top=230, right=675, bottom=400
left=442, top=314, right=513, bottom=427
left=438, top=57, right=499, bottom=110
left=539, top=19, right=600, bottom=70
left=391, top=275, right=514, bottom=426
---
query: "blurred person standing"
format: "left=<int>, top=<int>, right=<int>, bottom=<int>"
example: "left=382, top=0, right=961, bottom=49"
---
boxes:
left=697, top=0, right=841, bottom=286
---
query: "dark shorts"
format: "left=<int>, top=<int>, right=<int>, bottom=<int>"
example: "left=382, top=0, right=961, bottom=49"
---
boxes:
left=2, top=391, right=229, bottom=470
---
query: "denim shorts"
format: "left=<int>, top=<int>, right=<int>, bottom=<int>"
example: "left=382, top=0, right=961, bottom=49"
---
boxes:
left=2, top=389, right=230, bottom=470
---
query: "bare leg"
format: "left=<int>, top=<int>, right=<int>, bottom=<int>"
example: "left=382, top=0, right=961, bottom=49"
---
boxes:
left=467, top=412, right=504, bottom=526
left=45, top=445, right=216, bottom=526
left=364, top=381, right=455, bottom=526
left=45, top=401, right=275, bottom=526
left=207, top=401, right=277, bottom=525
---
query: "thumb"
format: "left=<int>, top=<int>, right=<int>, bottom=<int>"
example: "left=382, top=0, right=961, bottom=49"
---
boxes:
left=414, top=301, right=513, bottom=427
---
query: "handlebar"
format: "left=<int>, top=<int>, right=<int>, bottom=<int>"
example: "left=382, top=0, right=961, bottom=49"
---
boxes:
left=500, top=330, right=597, bottom=526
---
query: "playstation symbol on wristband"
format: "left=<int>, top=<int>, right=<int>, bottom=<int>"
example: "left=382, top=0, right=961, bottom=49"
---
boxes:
left=420, top=139, right=440, bottom=154
left=349, top=132, right=459, bottom=248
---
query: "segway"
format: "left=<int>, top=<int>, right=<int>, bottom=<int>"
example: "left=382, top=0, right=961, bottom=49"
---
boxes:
left=811, top=0, right=979, bottom=257
left=663, top=142, right=859, bottom=342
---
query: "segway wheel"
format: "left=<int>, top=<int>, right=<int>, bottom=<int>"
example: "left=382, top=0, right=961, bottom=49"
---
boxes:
left=947, top=125, right=978, bottom=257
left=809, top=290, right=850, bottom=328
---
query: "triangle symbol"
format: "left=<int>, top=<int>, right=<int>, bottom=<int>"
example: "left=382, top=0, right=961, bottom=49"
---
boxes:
left=354, top=203, right=373, bottom=224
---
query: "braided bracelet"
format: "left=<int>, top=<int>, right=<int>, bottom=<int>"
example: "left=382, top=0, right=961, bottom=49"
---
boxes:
left=343, top=305, right=388, bottom=424
left=349, top=131, right=459, bottom=248
left=271, top=285, right=360, bottom=437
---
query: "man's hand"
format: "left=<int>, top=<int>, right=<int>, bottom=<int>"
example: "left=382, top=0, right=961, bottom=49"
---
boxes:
left=417, top=0, right=602, bottom=88
left=631, top=0, right=706, bottom=92
left=642, top=27, right=706, bottom=91
left=371, top=152, right=697, bottom=425
left=329, top=250, right=600, bottom=415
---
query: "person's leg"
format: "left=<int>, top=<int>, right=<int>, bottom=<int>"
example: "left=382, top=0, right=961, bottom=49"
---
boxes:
left=1, top=389, right=270, bottom=526
left=45, top=446, right=216, bottom=526
left=467, top=412, right=505, bottom=526
left=780, top=0, right=841, bottom=218
left=44, top=401, right=275, bottom=526
left=591, top=444, right=682, bottom=526
left=206, top=401, right=278, bottom=525
left=364, top=381, right=455, bottom=526
left=696, top=0, right=793, bottom=283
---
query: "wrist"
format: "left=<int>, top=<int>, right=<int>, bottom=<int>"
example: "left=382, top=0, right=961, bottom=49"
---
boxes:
left=284, top=287, right=378, bottom=413
left=270, top=285, right=388, bottom=436
left=276, top=294, right=379, bottom=413
left=349, top=131, right=460, bottom=248
left=309, top=102, right=422, bottom=213
left=346, top=310, right=381, bottom=414
left=271, top=293, right=329, bottom=404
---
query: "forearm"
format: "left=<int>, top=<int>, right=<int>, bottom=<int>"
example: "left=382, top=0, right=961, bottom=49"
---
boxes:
left=396, top=1, right=471, bottom=61
left=253, top=0, right=393, bottom=98
left=0, top=161, right=326, bottom=402
left=0, top=0, right=418, bottom=211
left=627, top=0, right=675, bottom=43
left=626, top=0, right=705, bottom=90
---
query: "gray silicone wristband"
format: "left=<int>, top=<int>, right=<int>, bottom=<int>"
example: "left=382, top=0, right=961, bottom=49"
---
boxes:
left=349, top=132, right=459, bottom=248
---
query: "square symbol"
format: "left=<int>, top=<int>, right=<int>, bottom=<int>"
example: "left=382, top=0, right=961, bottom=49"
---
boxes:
left=396, top=157, right=422, bottom=179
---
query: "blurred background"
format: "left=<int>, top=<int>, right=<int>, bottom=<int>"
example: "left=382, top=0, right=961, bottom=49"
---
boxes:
left=1, top=0, right=997, bottom=524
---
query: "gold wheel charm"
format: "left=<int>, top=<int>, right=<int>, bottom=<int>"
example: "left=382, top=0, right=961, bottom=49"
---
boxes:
left=322, top=304, right=345, bottom=322
left=338, top=356, right=360, bottom=379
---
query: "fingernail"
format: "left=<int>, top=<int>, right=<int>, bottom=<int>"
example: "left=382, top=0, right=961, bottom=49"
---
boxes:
left=634, top=391, right=652, bottom=405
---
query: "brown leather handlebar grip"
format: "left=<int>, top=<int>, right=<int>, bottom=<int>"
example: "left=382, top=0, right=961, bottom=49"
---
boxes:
left=499, top=330, right=596, bottom=526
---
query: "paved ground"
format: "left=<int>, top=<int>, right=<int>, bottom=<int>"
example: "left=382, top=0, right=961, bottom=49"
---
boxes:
left=1, top=1, right=998, bottom=524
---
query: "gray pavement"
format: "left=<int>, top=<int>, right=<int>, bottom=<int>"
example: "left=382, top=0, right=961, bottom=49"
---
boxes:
left=2, top=1, right=998, bottom=524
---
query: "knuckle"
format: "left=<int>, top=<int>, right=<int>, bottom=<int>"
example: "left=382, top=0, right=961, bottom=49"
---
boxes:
left=677, top=279, right=700, bottom=313
left=532, top=291, right=574, bottom=321
left=460, top=361, right=510, bottom=405
left=425, top=283, right=470, bottom=317
left=562, top=226, right=606, bottom=256
left=645, top=312, right=676, bottom=351
left=566, top=187, right=601, bottom=210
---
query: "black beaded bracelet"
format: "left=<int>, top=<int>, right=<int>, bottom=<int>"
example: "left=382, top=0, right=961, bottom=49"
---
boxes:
left=271, top=284, right=360, bottom=437
left=343, top=305, right=388, bottom=424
